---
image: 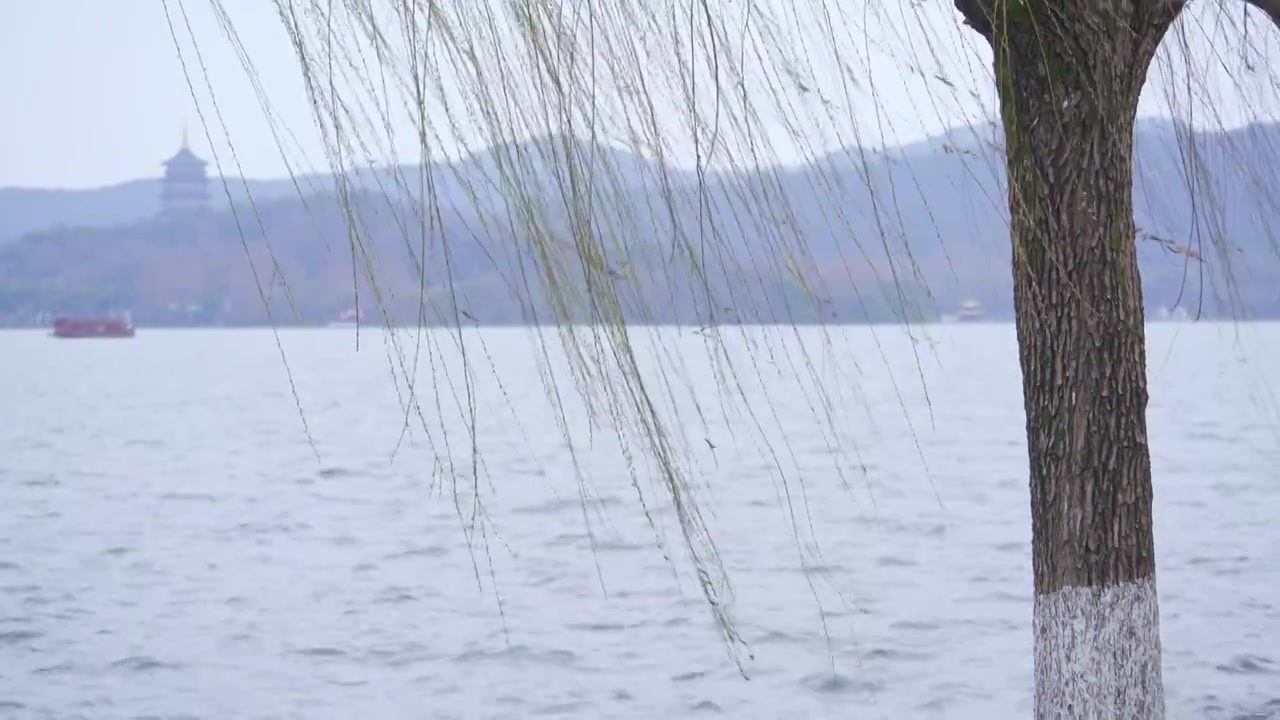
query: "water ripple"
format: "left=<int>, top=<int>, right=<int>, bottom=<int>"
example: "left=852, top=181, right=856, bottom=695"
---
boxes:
left=1217, top=654, right=1278, bottom=676
left=109, top=656, right=180, bottom=673
left=0, top=325, right=1275, bottom=718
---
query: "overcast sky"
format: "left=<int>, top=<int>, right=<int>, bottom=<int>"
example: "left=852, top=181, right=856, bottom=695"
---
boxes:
left=2, top=1, right=1278, bottom=189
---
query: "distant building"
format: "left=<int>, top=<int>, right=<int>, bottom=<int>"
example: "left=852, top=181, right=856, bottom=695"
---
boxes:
left=159, top=132, right=211, bottom=216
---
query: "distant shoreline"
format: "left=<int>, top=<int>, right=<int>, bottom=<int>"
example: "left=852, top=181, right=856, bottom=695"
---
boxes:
left=4, top=318, right=1269, bottom=332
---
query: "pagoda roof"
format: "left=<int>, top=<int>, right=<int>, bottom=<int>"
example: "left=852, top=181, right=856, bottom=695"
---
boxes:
left=163, top=145, right=208, bottom=168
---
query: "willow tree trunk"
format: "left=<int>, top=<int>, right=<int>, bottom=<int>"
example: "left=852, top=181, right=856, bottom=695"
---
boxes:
left=954, top=1, right=1185, bottom=717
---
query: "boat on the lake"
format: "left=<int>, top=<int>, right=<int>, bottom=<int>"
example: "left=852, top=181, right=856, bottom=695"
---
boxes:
left=955, top=299, right=986, bottom=322
left=52, top=315, right=136, bottom=339
left=327, top=307, right=365, bottom=329
left=941, top=299, right=987, bottom=323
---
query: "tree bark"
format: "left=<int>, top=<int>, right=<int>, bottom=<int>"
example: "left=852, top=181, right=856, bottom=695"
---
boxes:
left=955, top=1, right=1183, bottom=717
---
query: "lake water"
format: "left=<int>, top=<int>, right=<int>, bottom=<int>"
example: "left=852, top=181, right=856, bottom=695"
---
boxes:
left=1, top=324, right=1277, bottom=719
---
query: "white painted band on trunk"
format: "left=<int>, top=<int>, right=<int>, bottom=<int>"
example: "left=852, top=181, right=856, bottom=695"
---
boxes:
left=1033, top=576, right=1165, bottom=720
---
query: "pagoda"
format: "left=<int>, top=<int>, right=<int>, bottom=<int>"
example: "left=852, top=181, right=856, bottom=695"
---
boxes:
left=159, top=131, right=211, bottom=216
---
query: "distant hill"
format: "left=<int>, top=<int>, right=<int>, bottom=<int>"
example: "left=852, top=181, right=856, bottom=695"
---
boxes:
left=0, top=181, right=166, bottom=244
left=0, top=173, right=339, bottom=246
left=1, top=120, right=1278, bottom=326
